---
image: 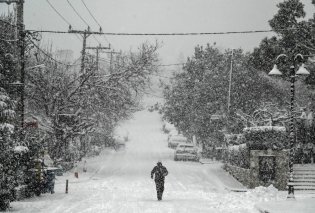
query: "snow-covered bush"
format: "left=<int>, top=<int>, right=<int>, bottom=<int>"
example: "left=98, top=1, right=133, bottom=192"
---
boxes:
left=0, top=87, right=16, bottom=210
left=244, top=126, right=288, bottom=150
left=226, top=143, right=250, bottom=169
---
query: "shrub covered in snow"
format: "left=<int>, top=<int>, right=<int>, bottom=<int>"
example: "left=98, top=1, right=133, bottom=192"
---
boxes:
left=0, top=87, right=16, bottom=210
left=244, top=126, right=288, bottom=150
left=226, top=143, right=250, bottom=169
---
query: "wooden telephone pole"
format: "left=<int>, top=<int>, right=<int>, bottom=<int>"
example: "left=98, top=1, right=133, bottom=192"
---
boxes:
left=86, top=43, right=111, bottom=72
left=104, top=50, right=120, bottom=74
left=68, top=27, right=103, bottom=75
left=0, top=0, right=25, bottom=132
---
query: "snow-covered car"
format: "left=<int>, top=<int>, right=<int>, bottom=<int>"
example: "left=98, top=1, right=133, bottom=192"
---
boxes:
left=113, top=136, right=126, bottom=150
left=168, top=135, right=188, bottom=149
left=174, top=143, right=200, bottom=161
left=163, top=122, right=176, bottom=134
left=167, top=129, right=179, bottom=141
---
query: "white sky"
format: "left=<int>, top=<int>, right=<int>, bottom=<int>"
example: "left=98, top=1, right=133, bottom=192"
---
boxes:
left=1, top=0, right=314, bottom=65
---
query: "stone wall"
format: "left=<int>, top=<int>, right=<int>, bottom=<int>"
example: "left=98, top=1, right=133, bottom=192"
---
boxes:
left=224, top=149, right=289, bottom=190
left=224, top=164, right=252, bottom=188
left=250, top=149, right=289, bottom=190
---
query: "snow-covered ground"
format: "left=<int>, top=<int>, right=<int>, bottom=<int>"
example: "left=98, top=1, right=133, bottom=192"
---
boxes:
left=256, top=198, right=315, bottom=213
left=10, top=109, right=313, bottom=213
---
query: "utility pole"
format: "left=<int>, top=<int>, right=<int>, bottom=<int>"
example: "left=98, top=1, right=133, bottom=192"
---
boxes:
left=17, top=0, right=25, bottom=132
left=86, top=43, right=110, bottom=72
left=0, top=0, right=25, bottom=133
left=68, top=27, right=104, bottom=75
left=227, top=49, right=234, bottom=115
left=105, top=50, right=120, bottom=74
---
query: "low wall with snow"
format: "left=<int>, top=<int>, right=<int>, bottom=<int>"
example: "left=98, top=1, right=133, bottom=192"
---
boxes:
left=224, top=164, right=252, bottom=188
left=224, top=149, right=289, bottom=190
left=250, top=149, right=289, bottom=190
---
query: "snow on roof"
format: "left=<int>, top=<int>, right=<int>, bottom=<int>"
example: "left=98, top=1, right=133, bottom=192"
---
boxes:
left=243, top=126, right=286, bottom=133
left=13, top=145, right=29, bottom=153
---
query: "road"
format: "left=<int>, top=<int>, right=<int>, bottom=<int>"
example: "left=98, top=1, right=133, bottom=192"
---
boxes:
left=12, top=110, right=277, bottom=213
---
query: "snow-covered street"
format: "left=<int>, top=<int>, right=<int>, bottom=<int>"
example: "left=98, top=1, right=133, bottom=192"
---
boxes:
left=1, top=1, right=315, bottom=212
left=11, top=109, right=287, bottom=213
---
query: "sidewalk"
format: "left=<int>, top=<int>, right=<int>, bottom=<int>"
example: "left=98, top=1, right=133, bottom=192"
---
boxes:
left=255, top=198, right=315, bottom=213
left=201, top=161, right=248, bottom=192
left=199, top=158, right=215, bottom=164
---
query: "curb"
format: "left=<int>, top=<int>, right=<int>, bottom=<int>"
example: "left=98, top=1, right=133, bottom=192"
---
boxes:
left=225, top=187, right=248, bottom=192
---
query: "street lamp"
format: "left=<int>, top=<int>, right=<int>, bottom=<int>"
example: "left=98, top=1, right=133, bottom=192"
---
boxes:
left=268, top=53, right=310, bottom=199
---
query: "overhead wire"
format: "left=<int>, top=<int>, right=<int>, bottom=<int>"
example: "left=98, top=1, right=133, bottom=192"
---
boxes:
left=46, top=0, right=81, bottom=42
left=66, top=0, right=102, bottom=45
left=66, top=0, right=90, bottom=27
left=80, top=0, right=111, bottom=46
left=30, top=39, right=80, bottom=67
left=46, top=0, right=71, bottom=25
left=80, top=0, right=101, bottom=27
left=26, top=29, right=276, bottom=36
left=92, top=34, right=101, bottom=44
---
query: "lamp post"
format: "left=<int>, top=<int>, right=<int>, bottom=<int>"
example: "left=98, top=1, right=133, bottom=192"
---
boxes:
left=268, top=53, right=310, bottom=199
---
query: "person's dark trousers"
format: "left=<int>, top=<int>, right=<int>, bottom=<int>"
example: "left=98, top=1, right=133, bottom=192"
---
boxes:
left=155, top=180, right=164, bottom=200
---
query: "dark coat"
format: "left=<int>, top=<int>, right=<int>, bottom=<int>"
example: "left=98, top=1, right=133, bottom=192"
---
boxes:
left=151, top=164, right=168, bottom=182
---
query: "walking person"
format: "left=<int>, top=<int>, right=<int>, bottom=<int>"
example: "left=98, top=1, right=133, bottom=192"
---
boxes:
left=151, top=161, right=168, bottom=201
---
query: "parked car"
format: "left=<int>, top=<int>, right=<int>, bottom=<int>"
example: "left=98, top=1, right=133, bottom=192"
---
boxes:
left=168, top=134, right=188, bottom=149
left=174, top=143, right=200, bottom=161
left=113, top=136, right=126, bottom=150
left=163, top=122, right=176, bottom=134
left=167, top=129, right=179, bottom=141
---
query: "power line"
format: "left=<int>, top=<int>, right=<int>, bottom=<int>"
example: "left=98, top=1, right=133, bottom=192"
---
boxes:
left=81, top=0, right=101, bottom=27
left=46, top=0, right=81, bottom=41
left=30, top=40, right=80, bottom=67
left=80, top=0, right=111, bottom=45
left=66, top=0, right=89, bottom=27
left=66, top=0, right=102, bottom=44
left=92, top=34, right=101, bottom=44
left=46, top=0, right=71, bottom=25
left=26, top=29, right=276, bottom=36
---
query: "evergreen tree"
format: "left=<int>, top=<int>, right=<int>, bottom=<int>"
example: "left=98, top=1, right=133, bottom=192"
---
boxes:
left=0, top=87, right=16, bottom=210
left=250, top=0, right=315, bottom=79
left=0, top=15, right=19, bottom=210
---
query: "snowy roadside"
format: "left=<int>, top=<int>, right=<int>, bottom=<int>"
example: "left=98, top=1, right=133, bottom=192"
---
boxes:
left=255, top=198, right=315, bottom=213
left=10, top=110, right=312, bottom=213
left=54, top=148, right=120, bottom=186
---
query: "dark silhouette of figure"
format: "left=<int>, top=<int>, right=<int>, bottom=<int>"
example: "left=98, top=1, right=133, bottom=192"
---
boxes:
left=151, top=161, right=168, bottom=201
